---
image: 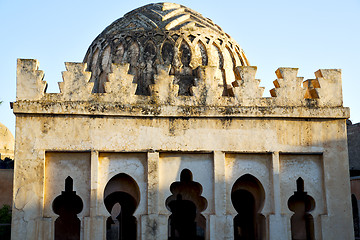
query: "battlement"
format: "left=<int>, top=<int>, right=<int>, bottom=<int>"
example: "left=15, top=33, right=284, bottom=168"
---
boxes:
left=13, top=59, right=348, bottom=118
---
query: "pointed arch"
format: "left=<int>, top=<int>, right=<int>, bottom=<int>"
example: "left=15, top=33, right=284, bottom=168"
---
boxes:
left=235, top=47, right=245, bottom=66
left=104, top=173, right=140, bottom=240
left=136, top=40, right=157, bottom=95
left=124, top=40, right=140, bottom=67
left=161, top=40, right=175, bottom=65
left=173, top=39, right=197, bottom=96
left=222, top=46, right=237, bottom=94
left=231, top=174, right=266, bottom=240
left=89, top=47, right=101, bottom=92
left=210, top=43, right=223, bottom=69
left=194, top=40, right=208, bottom=67
left=179, top=40, right=192, bottom=68
left=112, top=42, right=125, bottom=64
left=97, top=45, right=112, bottom=93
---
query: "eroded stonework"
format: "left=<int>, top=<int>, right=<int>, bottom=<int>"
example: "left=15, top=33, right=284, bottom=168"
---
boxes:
left=83, top=3, right=249, bottom=95
left=11, top=2, right=353, bottom=240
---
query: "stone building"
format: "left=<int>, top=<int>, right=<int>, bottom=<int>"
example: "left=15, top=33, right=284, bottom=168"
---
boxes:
left=11, top=2, right=353, bottom=240
left=348, top=120, right=360, bottom=239
left=0, top=122, right=14, bottom=207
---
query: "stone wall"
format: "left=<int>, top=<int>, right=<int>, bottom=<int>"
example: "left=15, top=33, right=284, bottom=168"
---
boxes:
left=348, top=120, right=360, bottom=174
left=10, top=58, right=354, bottom=239
left=0, top=169, right=13, bottom=207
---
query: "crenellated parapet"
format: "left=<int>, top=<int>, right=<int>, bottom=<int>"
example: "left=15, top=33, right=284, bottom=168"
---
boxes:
left=270, top=68, right=306, bottom=106
left=303, top=69, right=343, bottom=107
left=105, top=63, right=137, bottom=103
left=231, top=66, right=265, bottom=105
left=14, top=59, right=348, bottom=118
left=58, top=62, right=93, bottom=101
left=16, top=59, right=47, bottom=101
left=149, top=65, right=179, bottom=105
left=190, top=66, right=223, bottom=105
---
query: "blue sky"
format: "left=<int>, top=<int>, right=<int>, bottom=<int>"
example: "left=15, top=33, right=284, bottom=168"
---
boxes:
left=0, top=0, right=359, bottom=135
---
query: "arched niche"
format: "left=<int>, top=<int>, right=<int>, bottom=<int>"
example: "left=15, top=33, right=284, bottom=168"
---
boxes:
left=161, top=41, right=175, bottom=65
left=193, top=40, right=208, bottom=68
left=208, top=43, right=228, bottom=96
left=112, top=42, right=125, bottom=64
left=166, top=169, right=208, bottom=240
left=97, top=45, right=112, bottom=93
left=103, top=173, right=140, bottom=240
left=287, top=177, right=315, bottom=240
left=137, top=40, right=157, bottom=95
left=121, top=40, right=141, bottom=94
left=52, top=176, right=83, bottom=240
left=231, top=174, right=266, bottom=240
left=172, top=40, right=197, bottom=96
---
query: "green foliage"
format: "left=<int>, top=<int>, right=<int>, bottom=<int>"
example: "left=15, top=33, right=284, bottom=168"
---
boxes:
left=0, top=204, right=11, bottom=240
left=0, top=205, right=11, bottom=223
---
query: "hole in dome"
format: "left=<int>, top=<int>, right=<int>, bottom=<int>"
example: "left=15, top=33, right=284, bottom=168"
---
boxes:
left=172, top=34, right=180, bottom=41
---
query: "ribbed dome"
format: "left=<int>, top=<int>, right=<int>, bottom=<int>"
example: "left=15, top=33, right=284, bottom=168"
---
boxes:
left=84, top=2, right=249, bottom=96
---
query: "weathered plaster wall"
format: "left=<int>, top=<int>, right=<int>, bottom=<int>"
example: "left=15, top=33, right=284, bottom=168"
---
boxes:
left=10, top=113, right=353, bottom=240
left=44, top=152, right=91, bottom=218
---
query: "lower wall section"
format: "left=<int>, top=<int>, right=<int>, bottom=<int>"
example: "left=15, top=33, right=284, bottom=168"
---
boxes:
left=25, top=150, right=351, bottom=240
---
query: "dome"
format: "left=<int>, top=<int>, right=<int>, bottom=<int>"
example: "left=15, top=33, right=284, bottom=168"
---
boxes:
left=0, top=122, right=14, bottom=160
left=84, top=2, right=249, bottom=96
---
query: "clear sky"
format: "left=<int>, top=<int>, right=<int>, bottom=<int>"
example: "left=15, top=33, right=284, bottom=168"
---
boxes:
left=0, top=0, right=359, bottom=135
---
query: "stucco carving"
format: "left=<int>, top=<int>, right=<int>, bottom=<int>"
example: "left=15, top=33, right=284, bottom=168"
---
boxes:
left=83, top=3, right=249, bottom=95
